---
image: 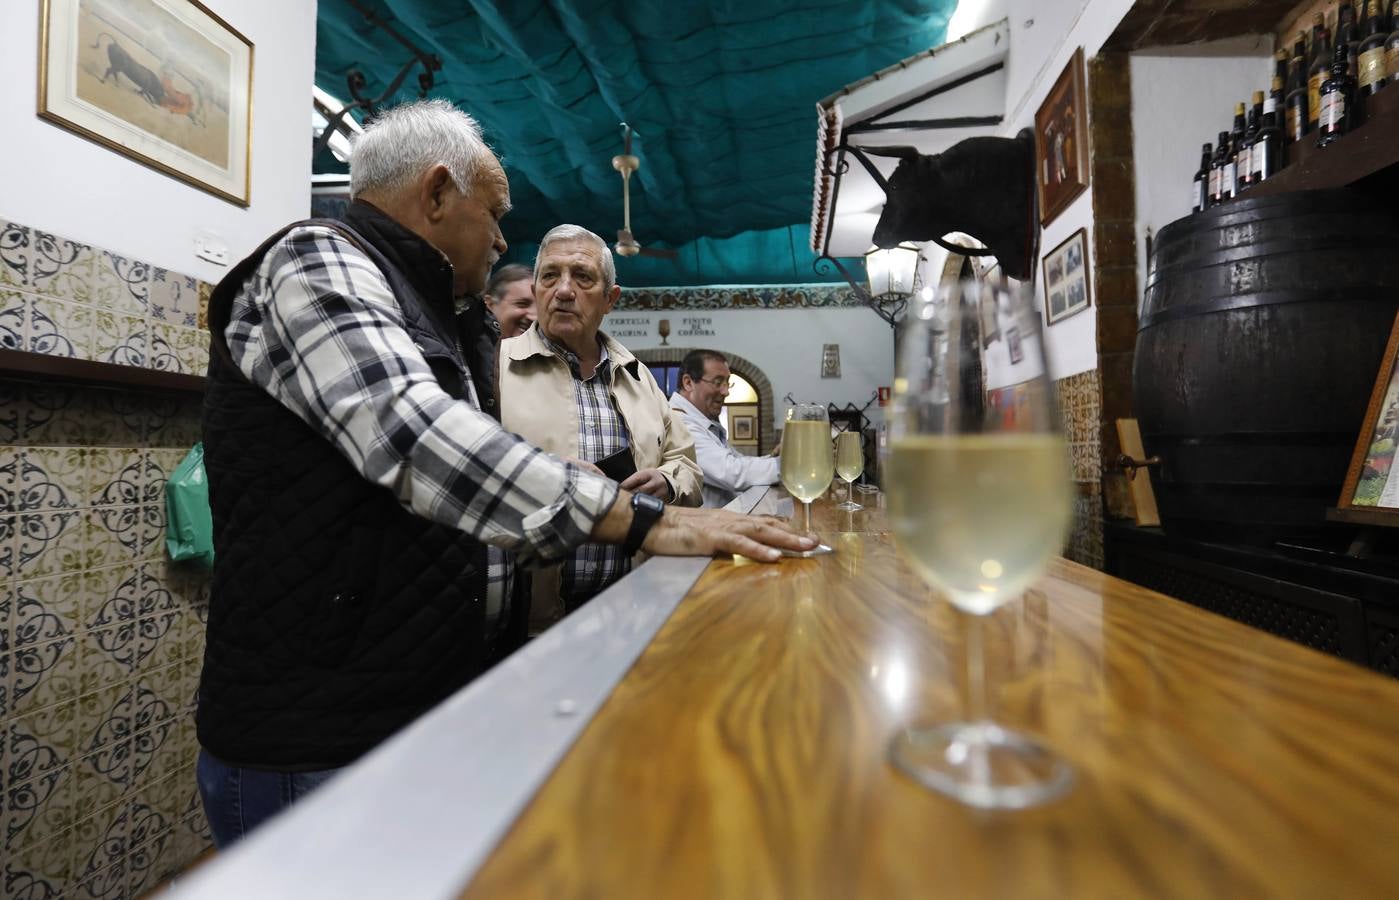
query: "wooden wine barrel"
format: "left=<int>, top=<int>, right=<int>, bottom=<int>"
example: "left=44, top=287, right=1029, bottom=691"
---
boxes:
left=1135, top=188, right=1399, bottom=543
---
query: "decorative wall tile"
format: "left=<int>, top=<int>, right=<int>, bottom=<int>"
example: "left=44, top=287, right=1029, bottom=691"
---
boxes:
left=9, top=699, right=77, bottom=783
left=177, top=326, right=204, bottom=376
left=127, top=826, right=174, bottom=898
left=1, top=289, right=26, bottom=351
left=30, top=296, right=95, bottom=359
left=17, top=510, right=84, bottom=578
left=85, top=508, right=142, bottom=570
left=92, top=311, right=146, bottom=369
left=13, top=575, right=81, bottom=648
left=30, top=232, right=95, bottom=306
left=93, top=252, right=150, bottom=317
left=85, top=390, right=147, bottom=448
left=77, top=685, right=130, bottom=755
left=150, top=270, right=199, bottom=329
left=11, top=636, right=79, bottom=717
left=196, top=281, right=212, bottom=331
left=19, top=384, right=88, bottom=446
left=77, top=625, right=133, bottom=698
left=87, top=449, right=143, bottom=509
left=0, top=447, right=16, bottom=513
left=4, top=766, right=73, bottom=853
left=147, top=322, right=184, bottom=374
left=618, top=284, right=866, bottom=310
left=0, top=220, right=31, bottom=290
left=0, top=515, right=14, bottom=582
left=4, top=827, right=74, bottom=895
left=143, top=450, right=185, bottom=505
left=19, top=448, right=85, bottom=511
left=83, top=566, right=141, bottom=633
left=71, top=802, right=128, bottom=885
left=72, top=743, right=132, bottom=825
left=1, top=586, right=10, bottom=654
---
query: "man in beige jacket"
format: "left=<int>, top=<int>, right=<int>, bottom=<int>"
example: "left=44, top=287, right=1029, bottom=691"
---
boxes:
left=500, top=225, right=702, bottom=626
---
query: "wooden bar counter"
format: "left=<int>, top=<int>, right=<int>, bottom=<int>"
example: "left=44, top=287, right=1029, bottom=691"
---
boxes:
left=462, top=489, right=1399, bottom=899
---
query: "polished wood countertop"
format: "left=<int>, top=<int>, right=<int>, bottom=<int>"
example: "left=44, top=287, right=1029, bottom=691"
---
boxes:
left=463, top=490, right=1399, bottom=899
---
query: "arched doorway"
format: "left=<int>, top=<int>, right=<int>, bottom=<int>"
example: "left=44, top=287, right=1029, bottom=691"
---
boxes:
left=634, top=348, right=777, bottom=455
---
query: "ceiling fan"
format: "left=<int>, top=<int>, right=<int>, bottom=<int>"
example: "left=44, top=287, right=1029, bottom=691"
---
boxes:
left=611, top=123, right=678, bottom=261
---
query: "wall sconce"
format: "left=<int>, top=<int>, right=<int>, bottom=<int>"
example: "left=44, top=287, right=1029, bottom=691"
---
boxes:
left=864, top=243, right=920, bottom=301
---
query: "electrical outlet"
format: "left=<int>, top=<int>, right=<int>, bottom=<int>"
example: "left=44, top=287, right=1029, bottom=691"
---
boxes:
left=195, top=231, right=229, bottom=266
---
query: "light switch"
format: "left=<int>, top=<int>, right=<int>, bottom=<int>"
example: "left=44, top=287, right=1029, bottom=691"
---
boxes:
left=195, top=231, right=229, bottom=266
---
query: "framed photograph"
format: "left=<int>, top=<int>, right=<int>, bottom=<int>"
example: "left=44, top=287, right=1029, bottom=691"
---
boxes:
left=1337, top=312, right=1399, bottom=518
left=731, top=415, right=755, bottom=441
left=1006, top=325, right=1024, bottom=364
left=1041, top=228, right=1092, bottom=326
left=1034, top=47, right=1089, bottom=227
left=39, top=0, right=254, bottom=205
left=820, top=343, right=841, bottom=378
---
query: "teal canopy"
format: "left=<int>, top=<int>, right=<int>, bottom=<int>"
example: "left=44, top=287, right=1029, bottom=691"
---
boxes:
left=315, top=1, right=954, bottom=285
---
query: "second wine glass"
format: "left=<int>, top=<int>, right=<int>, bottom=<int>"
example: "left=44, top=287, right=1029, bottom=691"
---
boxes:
left=834, top=430, right=864, bottom=511
left=781, top=404, right=833, bottom=533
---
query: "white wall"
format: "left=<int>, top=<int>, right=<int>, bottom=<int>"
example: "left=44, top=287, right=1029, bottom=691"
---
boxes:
left=605, top=307, right=896, bottom=429
left=1130, top=39, right=1275, bottom=306
left=1, top=0, right=317, bottom=283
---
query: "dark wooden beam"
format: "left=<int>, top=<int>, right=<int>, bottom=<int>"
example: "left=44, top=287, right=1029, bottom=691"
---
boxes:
left=1104, top=0, right=1300, bottom=51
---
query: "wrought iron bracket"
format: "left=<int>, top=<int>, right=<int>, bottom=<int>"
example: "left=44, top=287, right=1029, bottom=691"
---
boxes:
left=313, top=0, right=442, bottom=159
left=813, top=253, right=907, bottom=328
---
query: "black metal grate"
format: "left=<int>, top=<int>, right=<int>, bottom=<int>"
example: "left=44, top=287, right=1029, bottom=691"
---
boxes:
left=1366, top=609, right=1399, bottom=675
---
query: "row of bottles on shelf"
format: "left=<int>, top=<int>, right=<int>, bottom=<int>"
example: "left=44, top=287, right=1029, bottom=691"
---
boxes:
left=1192, top=0, right=1399, bottom=212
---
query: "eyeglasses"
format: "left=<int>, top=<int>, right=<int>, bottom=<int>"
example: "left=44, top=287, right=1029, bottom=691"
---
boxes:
left=700, top=377, right=732, bottom=389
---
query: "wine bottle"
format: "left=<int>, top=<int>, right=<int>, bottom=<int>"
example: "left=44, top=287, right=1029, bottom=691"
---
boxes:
left=1340, top=3, right=1360, bottom=76
left=1360, top=1, right=1389, bottom=98
left=1285, top=33, right=1310, bottom=141
left=1253, top=79, right=1284, bottom=184
left=1319, top=34, right=1355, bottom=146
left=1308, top=13, right=1332, bottom=129
left=1193, top=142, right=1212, bottom=213
left=1239, top=93, right=1262, bottom=191
left=1226, top=103, right=1245, bottom=198
left=1209, top=132, right=1229, bottom=206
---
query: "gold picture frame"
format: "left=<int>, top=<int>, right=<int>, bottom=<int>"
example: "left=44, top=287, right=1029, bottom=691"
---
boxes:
left=39, top=0, right=254, bottom=206
left=1034, top=47, right=1089, bottom=227
left=1336, top=311, right=1399, bottom=520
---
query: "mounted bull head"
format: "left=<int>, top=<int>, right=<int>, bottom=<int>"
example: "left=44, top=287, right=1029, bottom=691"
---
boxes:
left=867, top=129, right=1038, bottom=281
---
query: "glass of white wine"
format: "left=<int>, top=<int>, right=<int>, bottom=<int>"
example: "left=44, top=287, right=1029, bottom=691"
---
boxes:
left=834, top=430, right=864, bottom=511
left=781, top=404, right=834, bottom=533
left=886, top=279, right=1074, bottom=809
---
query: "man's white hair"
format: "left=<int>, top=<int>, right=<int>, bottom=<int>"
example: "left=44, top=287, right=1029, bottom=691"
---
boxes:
left=534, top=225, right=617, bottom=293
left=349, top=99, right=495, bottom=200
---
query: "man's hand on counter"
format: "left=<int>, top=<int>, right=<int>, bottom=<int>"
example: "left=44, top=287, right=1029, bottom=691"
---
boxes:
left=590, top=489, right=815, bottom=562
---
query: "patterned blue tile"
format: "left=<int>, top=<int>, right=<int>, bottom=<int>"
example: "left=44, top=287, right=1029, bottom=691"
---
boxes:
left=0, top=515, right=14, bottom=581
left=9, top=699, right=78, bottom=785
left=94, top=252, right=150, bottom=317
left=30, top=296, right=94, bottom=359
left=0, top=651, right=10, bottom=725
left=126, top=822, right=173, bottom=897
left=0, top=289, right=26, bottom=351
left=72, top=742, right=132, bottom=827
left=86, top=449, right=143, bottom=509
left=29, top=232, right=95, bottom=305
left=71, top=802, right=129, bottom=891
left=11, top=635, right=79, bottom=716
left=17, top=448, right=84, bottom=512
left=4, top=766, right=74, bottom=854
left=12, top=575, right=80, bottom=648
left=18, top=383, right=88, bottom=447
left=149, top=270, right=198, bottom=329
left=2, top=832, right=72, bottom=897
left=0, top=219, right=31, bottom=290
left=16, top=510, right=84, bottom=579
left=0, top=446, right=18, bottom=513
left=84, top=390, right=147, bottom=449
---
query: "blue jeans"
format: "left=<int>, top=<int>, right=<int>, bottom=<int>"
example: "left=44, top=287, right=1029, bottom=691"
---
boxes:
left=197, top=749, right=343, bottom=848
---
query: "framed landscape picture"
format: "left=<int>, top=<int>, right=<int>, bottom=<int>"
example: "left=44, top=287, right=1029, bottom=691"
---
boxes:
left=39, top=0, right=254, bottom=205
left=1337, top=312, right=1399, bottom=520
left=731, top=415, right=754, bottom=441
left=1041, top=228, right=1091, bottom=326
left=1034, top=47, right=1089, bottom=227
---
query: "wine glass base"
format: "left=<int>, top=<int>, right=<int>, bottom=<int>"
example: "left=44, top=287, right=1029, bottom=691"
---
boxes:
left=835, top=501, right=863, bottom=511
left=889, top=721, right=1073, bottom=810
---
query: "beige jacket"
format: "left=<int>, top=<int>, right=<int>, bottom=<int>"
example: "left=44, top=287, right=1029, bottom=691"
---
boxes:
left=499, top=323, right=702, bottom=627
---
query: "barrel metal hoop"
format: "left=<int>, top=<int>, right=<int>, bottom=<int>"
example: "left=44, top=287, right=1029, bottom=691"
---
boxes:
left=1145, top=235, right=1398, bottom=290
left=1138, top=289, right=1397, bottom=331
left=1139, top=430, right=1356, bottom=446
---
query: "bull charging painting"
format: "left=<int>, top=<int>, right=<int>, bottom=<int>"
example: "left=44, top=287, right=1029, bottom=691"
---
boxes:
left=40, top=0, right=253, bottom=205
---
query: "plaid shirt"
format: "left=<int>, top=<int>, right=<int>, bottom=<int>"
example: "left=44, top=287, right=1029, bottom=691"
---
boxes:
left=539, top=333, right=633, bottom=604
left=224, top=225, right=618, bottom=627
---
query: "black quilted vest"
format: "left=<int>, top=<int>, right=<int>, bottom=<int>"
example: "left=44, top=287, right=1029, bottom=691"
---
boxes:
left=197, top=201, right=518, bottom=770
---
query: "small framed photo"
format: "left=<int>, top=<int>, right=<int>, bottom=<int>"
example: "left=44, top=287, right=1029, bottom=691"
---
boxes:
left=1041, top=228, right=1092, bottom=326
left=1006, top=325, right=1024, bottom=364
left=1034, top=47, right=1089, bottom=227
left=731, top=415, right=755, bottom=441
left=39, top=0, right=254, bottom=205
left=1338, top=312, right=1399, bottom=518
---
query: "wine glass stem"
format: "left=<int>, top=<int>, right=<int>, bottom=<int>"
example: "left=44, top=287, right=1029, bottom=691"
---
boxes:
left=803, top=499, right=812, bottom=533
left=966, top=611, right=988, bottom=725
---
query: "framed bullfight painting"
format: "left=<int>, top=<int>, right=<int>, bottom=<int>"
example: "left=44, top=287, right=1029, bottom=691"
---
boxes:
left=39, top=0, right=253, bottom=205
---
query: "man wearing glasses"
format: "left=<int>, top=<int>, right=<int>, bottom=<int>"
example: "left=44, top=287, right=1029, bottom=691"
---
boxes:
left=670, top=350, right=782, bottom=508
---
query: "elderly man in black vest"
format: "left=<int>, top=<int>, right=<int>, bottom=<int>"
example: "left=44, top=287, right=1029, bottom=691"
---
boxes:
left=197, top=99, right=812, bottom=846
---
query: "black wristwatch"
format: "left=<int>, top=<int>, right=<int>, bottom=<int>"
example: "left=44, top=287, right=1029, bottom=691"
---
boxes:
left=624, top=492, right=666, bottom=555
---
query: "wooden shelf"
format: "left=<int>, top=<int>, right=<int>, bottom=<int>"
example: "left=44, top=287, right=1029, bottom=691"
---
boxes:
left=1326, top=505, right=1399, bottom=529
left=1248, top=88, right=1399, bottom=198
left=0, top=348, right=206, bottom=393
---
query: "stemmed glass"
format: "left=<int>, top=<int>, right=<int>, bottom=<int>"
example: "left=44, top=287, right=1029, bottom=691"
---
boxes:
left=886, top=279, right=1074, bottom=809
left=834, top=431, right=864, bottom=511
left=781, top=404, right=833, bottom=533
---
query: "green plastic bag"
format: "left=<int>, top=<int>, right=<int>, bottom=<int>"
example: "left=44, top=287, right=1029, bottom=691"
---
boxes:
left=166, top=443, right=214, bottom=568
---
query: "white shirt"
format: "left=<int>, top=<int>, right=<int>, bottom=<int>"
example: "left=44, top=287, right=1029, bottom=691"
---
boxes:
left=669, top=392, right=781, bottom=508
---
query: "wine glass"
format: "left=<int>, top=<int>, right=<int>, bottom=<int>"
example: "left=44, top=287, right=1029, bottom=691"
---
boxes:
left=834, top=431, right=864, bottom=511
left=886, top=279, right=1074, bottom=809
left=781, top=404, right=833, bottom=533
